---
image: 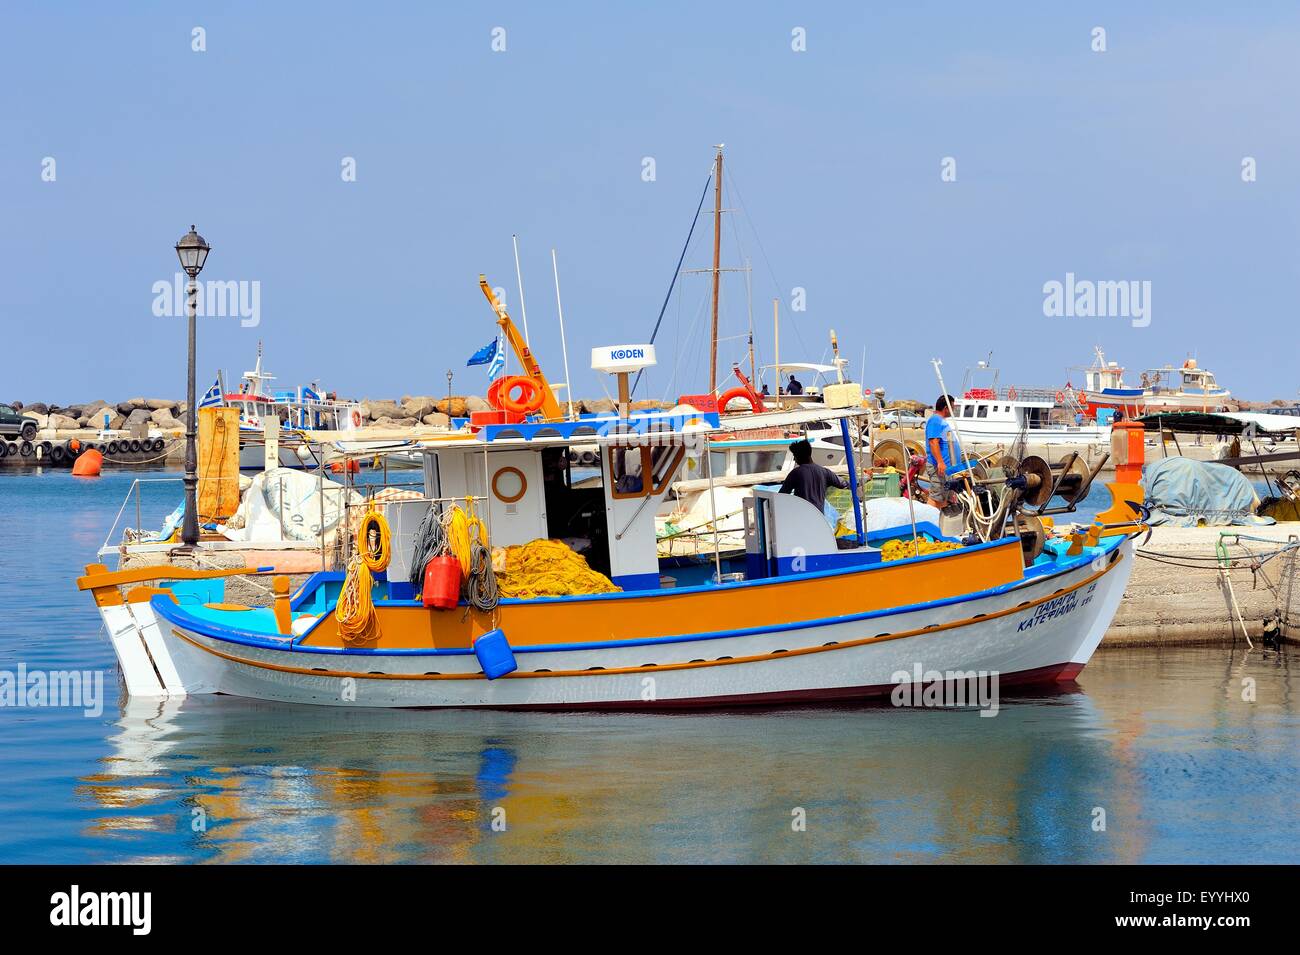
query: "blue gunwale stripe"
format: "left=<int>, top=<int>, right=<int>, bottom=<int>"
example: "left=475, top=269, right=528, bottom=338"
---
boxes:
left=152, top=536, right=1124, bottom=657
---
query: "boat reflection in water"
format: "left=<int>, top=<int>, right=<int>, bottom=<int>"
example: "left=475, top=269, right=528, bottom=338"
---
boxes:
left=75, top=645, right=1297, bottom=864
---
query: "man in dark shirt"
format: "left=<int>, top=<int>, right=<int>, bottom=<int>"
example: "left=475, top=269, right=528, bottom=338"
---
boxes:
left=779, top=439, right=848, bottom=516
left=787, top=374, right=804, bottom=396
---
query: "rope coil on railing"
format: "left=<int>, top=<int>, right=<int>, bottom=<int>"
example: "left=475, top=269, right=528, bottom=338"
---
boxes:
left=337, top=506, right=391, bottom=646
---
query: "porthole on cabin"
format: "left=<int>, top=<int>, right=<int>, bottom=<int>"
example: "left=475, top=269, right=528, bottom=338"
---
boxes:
left=491, top=465, right=527, bottom=504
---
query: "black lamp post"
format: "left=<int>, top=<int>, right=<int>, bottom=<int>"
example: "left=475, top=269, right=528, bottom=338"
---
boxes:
left=175, top=225, right=210, bottom=547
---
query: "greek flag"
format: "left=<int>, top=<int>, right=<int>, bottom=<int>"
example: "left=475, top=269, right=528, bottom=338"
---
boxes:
left=485, top=338, right=506, bottom=380
left=197, top=377, right=223, bottom=408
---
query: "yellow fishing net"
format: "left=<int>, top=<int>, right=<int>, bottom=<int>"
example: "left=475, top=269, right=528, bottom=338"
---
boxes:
left=492, top=539, right=622, bottom=599
left=880, top=538, right=961, bottom=562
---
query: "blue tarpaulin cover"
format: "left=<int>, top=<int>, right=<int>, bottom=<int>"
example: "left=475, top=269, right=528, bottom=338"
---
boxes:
left=1142, top=456, right=1271, bottom=527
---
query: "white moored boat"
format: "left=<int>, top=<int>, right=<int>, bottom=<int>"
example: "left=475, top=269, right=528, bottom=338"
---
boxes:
left=1139, top=359, right=1232, bottom=412
left=78, top=334, right=1150, bottom=710
left=950, top=360, right=1109, bottom=447
left=200, top=344, right=365, bottom=470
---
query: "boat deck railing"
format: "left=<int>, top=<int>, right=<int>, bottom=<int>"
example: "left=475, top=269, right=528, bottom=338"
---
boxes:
left=99, top=476, right=187, bottom=556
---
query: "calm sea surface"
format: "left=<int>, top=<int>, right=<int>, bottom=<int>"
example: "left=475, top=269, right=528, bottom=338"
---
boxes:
left=1, top=468, right=1296, bottom=863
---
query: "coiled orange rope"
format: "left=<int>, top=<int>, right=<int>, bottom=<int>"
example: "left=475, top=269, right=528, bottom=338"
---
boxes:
left=337, top=507, right=391, bottom=646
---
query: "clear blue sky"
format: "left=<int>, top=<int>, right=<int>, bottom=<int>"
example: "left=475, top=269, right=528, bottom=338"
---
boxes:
left=3, top=2, right=1297, bottom=405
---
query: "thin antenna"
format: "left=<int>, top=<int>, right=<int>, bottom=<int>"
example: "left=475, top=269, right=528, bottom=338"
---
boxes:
left=551, top=248, right=576, bottom=421
left=709, top=144, right=724, bottom=394
left=772, top=297, right=780, bottom=404
left=512, top=234, right=531, bottom=345
left=745, top=257, right=756, bottom=386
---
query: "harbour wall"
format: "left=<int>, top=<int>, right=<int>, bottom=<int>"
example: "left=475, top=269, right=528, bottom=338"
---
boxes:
left=1107, top=524, right=1299, bottom=647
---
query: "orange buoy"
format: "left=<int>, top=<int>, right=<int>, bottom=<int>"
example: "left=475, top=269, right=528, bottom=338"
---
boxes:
left=330, top=459, right=360, bottom=474
left=71, top=448, right=103, bottom=477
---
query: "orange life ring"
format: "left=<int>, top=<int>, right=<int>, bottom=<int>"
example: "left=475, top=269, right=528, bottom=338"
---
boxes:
left=487, top=377, right=507, bottom=410
left=499, top=376, right=544, bottom=415
left=1055, top=390, right=1066, bottom=403
left=717, top=386, right=763, bottom=414
left=1006, top=386, right=1017, bottom=400
left=351, top=409, right=362, bottom=427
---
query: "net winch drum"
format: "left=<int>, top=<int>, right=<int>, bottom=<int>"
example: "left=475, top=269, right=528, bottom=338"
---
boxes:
left=1014, top=512, right=1047, bottom=565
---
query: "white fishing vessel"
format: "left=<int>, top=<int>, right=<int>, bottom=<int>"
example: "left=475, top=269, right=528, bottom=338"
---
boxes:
left=202, top=345, right=364, bottom=469
left=950, top=360, right=1109, bottom=446
left=1139, top=359, right=1232, bottom=412
left=1074, top=347, right=1147, bottom=419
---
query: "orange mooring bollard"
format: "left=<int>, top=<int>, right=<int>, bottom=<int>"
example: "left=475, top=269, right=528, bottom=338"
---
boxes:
left=71, top=448, right=103, bottom=477
left=1096, top=420, right=1145, bottom=524
left=1111, top=419, right=1145, bottom=485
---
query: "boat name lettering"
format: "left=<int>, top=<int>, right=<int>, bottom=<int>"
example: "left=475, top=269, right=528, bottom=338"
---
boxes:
left=1017, top=591, right=1079, bottom=631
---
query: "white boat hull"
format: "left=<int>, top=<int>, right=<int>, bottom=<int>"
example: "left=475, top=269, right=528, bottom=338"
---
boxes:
left=100, top=539, right=1134, bottom=709
left=953, top=422, right=1110, bottom=446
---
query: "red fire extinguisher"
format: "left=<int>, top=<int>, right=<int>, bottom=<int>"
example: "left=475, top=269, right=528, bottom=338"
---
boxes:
left=422, top=555, right=461, bottom=610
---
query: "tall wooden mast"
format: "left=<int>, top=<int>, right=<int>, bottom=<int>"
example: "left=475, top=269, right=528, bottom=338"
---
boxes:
left=709, top=144, right=724, bottom=395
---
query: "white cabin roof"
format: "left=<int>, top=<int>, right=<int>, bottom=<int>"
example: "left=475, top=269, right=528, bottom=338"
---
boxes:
left=764, top=362, right=839, bottom=375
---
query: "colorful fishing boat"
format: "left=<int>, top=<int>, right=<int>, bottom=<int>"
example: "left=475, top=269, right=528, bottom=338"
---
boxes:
left=78, top=333, right=1149, bottom=709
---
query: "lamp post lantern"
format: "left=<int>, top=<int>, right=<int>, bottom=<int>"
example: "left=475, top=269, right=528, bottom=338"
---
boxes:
left=175, top=225, right=210, bottom=547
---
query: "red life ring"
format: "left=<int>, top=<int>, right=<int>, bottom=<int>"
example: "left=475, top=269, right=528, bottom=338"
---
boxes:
left=351, top=409, right=362, bottom=427
left=1006, top=386, right=1017, bottom=400
left=499, top=376, right=544, bottom=415
left=1055, top=390, right=1066, bottom=403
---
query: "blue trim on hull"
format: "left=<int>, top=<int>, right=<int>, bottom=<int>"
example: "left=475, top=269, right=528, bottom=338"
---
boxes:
left=149, top=535, right=1125, bottom=658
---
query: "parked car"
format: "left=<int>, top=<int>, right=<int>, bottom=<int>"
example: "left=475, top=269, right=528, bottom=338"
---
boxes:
left=0, top=404, right=39, bottom=441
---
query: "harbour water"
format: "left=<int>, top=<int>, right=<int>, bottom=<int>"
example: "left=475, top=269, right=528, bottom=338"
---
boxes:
left=1, top=469, right=1297, bottom=863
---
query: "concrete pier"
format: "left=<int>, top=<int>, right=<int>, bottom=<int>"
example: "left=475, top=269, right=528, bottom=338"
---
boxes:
left=1106, top=524, right=1299, bottom=647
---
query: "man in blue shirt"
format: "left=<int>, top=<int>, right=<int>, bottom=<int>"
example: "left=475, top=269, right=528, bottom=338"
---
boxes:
left=925, top=394, right=961, bottom=507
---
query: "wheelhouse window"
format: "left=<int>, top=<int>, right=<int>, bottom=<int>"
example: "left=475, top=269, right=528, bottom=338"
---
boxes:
left=608, top=443, right=684, bottom=499
left=977, top=405, right=989, bottom=418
